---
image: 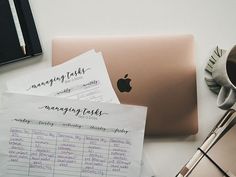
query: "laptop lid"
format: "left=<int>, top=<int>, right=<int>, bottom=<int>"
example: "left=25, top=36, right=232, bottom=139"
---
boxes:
left=52, top=35, right=198, bottom=136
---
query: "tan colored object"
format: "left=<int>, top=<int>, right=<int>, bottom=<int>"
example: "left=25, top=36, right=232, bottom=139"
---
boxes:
left=188, top=118, right=236, bottom=176
left=52, top=35, right=198, bottom=136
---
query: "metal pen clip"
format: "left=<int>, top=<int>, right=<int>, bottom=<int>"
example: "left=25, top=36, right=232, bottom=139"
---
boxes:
left=224, top=171, right=236, bottom=177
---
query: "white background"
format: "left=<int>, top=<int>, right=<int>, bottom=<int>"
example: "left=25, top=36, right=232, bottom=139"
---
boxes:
left=1, top=0, right=236, bottom=176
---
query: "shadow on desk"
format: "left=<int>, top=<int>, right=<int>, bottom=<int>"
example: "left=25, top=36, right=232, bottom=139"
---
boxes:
left=145, top=134, right=197, bottom=143
left=0, top=55, right=43, bottom=74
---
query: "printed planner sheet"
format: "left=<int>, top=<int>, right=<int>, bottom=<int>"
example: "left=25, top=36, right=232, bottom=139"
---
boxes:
left=6, top=50, right=119, bottom=103
left=0, top=93, right=147, bottom=177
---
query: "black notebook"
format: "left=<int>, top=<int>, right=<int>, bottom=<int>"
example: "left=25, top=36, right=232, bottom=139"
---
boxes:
left=0, top=0, right=42, bottom=66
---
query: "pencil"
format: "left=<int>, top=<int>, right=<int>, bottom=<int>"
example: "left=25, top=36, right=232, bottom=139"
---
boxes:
left=8, top=0, right=26, bottom=55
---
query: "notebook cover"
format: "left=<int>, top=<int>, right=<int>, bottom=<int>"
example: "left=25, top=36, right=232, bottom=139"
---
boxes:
left=188, top=118, right=236, bottom=176
left=0, top=0, right=42, bottom=66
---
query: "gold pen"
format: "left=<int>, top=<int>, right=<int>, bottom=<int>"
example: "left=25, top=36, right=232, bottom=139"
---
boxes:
left=177, top=109, right=236, bottom=177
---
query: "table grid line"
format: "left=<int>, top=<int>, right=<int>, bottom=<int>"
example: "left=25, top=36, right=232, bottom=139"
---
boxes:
left=105, top=139, right=111, bottom=177
left=79, top=135, right=85, bottom=177
left=27, top=129, right=33, bottom=176
left=53, top=133, right=58, bottom=177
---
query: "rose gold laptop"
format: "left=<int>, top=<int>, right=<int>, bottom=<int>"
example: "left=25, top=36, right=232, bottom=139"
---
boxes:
left=52, top=35, right=198, bottom=136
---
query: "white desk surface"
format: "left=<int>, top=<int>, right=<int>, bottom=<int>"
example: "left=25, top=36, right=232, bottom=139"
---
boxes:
left=1, top=0, right=236, bottom=176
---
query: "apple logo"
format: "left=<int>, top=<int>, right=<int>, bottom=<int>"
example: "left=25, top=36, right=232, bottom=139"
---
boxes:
left=117, top=74, right=132, bottom=92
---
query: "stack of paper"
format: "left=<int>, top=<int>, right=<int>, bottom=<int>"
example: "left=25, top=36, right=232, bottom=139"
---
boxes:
left=6, top=50, right=119, bottom=103
left=0, top=50, right=155, bottom=177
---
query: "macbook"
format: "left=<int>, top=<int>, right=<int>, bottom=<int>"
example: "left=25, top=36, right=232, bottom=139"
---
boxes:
left=52, top=35, right=198, bottom=136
